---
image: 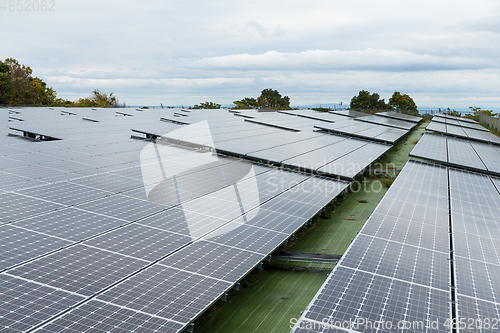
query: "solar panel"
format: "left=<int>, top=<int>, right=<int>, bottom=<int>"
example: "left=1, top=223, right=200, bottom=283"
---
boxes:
left=15, top=182, right=111, bottom=206
left=0, top=225, right=72, bottom=271
left=68, top=173, right=144, bottom=194
left=411, top=133, right=500, bottom=177
left=84, top=224, right=192, bottom=261
left=201, top=222, right=289, bottom=254
left=376, top=111, right=422, bottom=123
left=426, top=118, right=500, bottom=145
left=408, top=132, right=447, bottom=163
left=74, top=195, right=169, bottom=222
left=12, top=208, right=125, bottom=241
left=447, top=137, right=487, bottom=172
left=97, top=265, right=232, bottom=325
left=33, top=300, right=184, bottom=333
left=330, top=110, right=370, bottom=118
left=292, top=161, right=454, bottom=333
left=159, top=240, right=264, bottom=282
left=8, top=245, right=148, bottom=296
left=0, top=107, right=407, bottom=332
left=0, top=192, right=64, bottom=224
left=435, top=113, right=478, bottom=124
left=294, top=266, right=450, bottom=333
left=356, top=115, right=417, bottom=130
left=0, top=274, right=85, bottom=332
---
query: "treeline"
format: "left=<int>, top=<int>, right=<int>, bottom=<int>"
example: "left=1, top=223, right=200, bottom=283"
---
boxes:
left=350, top=90, right=418, bottom=114
left=0, top=58, right=124, bottom=108
left=190, top=89, right=291, bottom=110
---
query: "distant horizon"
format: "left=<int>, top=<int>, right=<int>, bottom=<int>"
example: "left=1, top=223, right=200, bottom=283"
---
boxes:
left=122, top=103, right=499, bottom=115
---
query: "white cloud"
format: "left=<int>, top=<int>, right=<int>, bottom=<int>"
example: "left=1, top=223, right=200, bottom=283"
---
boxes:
left=189, top=49, right=495, bottom=71
left=1, top=0, right=500, bottom=110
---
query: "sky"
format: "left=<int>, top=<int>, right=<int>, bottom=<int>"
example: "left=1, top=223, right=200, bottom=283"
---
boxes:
left=1, top=0, right=499, bottom=111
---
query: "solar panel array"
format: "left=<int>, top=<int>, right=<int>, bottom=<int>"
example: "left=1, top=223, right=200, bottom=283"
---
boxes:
left=133, top=109, right=396, bottom=180
left=314, top=120, right=408, bottom=144
left=410, top=132, right=500, bottom=176
left=292, top=115, right=500, bottom=333
left=432, top=116, right=489, bottom=132
left=434, top=113, right=479, bottom=124
left=291, top=161, right=452, bottom=333
left=427, top=117, right=500, bottom=145
left=3, top=106, right=414, bottom=332
left=330, top=110, right=370, bottom=118
left=354, top=114, right=418, bottom=130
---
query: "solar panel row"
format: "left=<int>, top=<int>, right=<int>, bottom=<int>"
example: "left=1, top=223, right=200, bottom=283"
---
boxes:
left=427, top=118, right=500, bottom=145
left=410, top=132, right=500, bottom=176
left=432, top=116, right=489, bottom=132
left=2, top=107, right=362, bottom=332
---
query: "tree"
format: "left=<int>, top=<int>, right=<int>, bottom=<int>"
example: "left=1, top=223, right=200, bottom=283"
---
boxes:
left=77, top=89, right=122, bottom=108
left=350, top=90, right=389, bottom=110
left=465, top=106, right=497, bottom=121
left=441, top=107, right=461, bottom=117
left=191, top=101, right=221, bottom=109
left=2, top=58, right=59, bottom=106
left=257, top=88, right=290, bottom=110
left=388, top=91, right=417, bottom=113
left=0, top=72, right=14, bottom=105
left=0, top=61, right=10, bottom=74
left=4, top=58, right=33, bottom=78
left=232, top=97, right=259, bottom=109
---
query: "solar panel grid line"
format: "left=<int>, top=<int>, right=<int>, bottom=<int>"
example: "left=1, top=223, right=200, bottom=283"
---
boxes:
left=455, top=295, right=500, bottom=333
left=336, top=243, right=450, bottom=293
left=2, top=271, right=87, bottom=298
left=0, top=192, right=67, bottom=225
left=31, top=300, right=186, bottom=333
left=294, top=266, right=451, bottom=333
left=95, top=264, right=233, bottom=326
left=157, top=241, right=267, bottom=283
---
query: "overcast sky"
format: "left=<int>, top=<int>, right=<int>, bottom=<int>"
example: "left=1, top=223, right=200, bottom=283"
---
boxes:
left=1, top=0, right=499, bottom=110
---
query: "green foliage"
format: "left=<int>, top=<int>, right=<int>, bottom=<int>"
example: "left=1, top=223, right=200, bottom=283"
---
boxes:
left=0, top=61, right=10, bottom=74
left=0, top=73, right=14, bottom=105
left=465, top=106, right=497, bottom=121
left=440, top=107, right=461, bottom=117
left=257, top=88, right=290, bottom=110
left=232, top=97, right=259, bottom=109
left=1, top=58, right=125, bottom=108
left=233, top=88, right=291, bottom=110
left=4, top=58, right=33, bottom=78
left=1, top=58, right=58, bottom=106
left=350, top=90, right=389, bottom=110
left=388, top=91, right=417, bottom=113
left=77, top=89, right=121, bottom=108
left=191, top=101, right=221, bottom=109
left=311, top=107, right=332, bottom=112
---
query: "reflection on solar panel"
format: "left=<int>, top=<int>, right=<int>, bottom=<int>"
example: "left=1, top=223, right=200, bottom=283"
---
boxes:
left=1, top=107, right=357, bottom=332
